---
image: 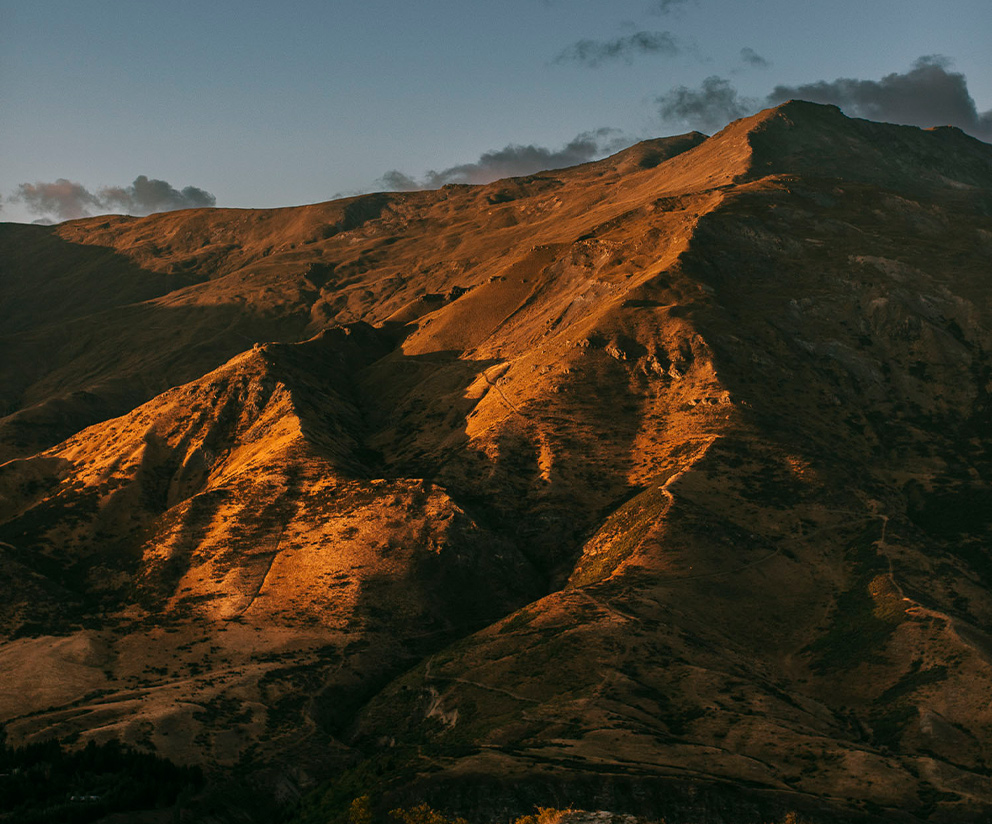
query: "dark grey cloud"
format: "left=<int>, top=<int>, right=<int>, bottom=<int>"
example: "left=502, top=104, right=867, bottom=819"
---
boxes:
left=740, top=47, right=770, bottom=69
left=768, top=55, right=992, bottom=140
left=11, top=175, right=217, bottom=222
left=99, top=175, right=216, bottom=215
left=378, top=129, right=632, bottom=191
left=553, top=31, right=681, bottom=68
left=12, top=179, right=104, bottom=221
left=656, top=76, right=757, bottom=133
left=655, top=55, right=992, bottom=140
left=377, top=171, right=421, bottom=192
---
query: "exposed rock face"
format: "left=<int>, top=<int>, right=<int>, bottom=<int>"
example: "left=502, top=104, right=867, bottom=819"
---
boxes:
left=2, top=102, right=992, bottom=822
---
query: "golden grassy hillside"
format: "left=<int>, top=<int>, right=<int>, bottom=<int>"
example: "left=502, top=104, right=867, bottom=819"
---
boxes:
left=3, top=102, right=992, bottom=823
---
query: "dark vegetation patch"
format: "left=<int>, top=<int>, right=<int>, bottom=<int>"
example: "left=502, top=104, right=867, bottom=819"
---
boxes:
left=859, top=660, right=949, bottom=751
left=867, top=704, right=918, bottom=750
left=0, top=728, right=201, bottom=823
left=907, top=479, right=992, bottom=538
left=874, top=660, right=948, bottom=706
left=291, top=750, right=419, bottom=824
left=804, top=539, right=903, bottom=672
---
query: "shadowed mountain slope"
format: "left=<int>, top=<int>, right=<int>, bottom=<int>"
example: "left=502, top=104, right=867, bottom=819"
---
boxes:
left=2, top=102, right=992, bottom=823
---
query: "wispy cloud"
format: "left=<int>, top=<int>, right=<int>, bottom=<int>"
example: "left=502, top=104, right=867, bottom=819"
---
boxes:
left=657, top=76, right=757, bottom=133
left=377, top=129, right=632, bottom=190
left=553, top=31, right=681, bottom=68
left=646, top=0, right=693, bottom=16
left=10, top=175, right=217, bottom=222
left=739, top=47, right=770, bottom=69
left=768, top=55, right=992, bottom=140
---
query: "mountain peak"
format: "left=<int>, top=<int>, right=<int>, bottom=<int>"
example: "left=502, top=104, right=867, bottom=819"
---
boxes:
left=716, top=98, right=992, bottom=189
left=766, top=97, right=844, bottom=118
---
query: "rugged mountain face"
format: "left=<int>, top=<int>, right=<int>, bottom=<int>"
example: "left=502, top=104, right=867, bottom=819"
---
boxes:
left=2, top=101, right=992, bottom=823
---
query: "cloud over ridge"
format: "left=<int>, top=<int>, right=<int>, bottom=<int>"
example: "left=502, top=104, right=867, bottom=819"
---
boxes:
left=655, top=56, right=992, bottom=141
left=99, top=176, right=216, bottom=216
left=378, top=128, right=632, bottom=191
left=11, top=175, right=217, bottom=222
left=767, top=55, right=992, bottom=140
left=657, top=76, right=757, bottom=132
left=12, top=179, right=103, bottom=222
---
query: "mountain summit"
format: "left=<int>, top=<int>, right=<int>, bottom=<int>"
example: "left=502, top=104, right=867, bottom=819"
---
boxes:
left=2, top=102, right=992, bottom=823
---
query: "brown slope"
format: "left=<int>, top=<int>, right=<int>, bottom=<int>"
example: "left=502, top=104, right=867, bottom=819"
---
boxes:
left=2, top=102, right=992, bottom=823
left=337, top=106, right=992, bottom=823
left=0, top=132, right=714, bottom=462
left=0, top=123, right=731, bottom=766
left=0, top=323, right=542, bottom=768
left=0, top=122, right=739, bottom=780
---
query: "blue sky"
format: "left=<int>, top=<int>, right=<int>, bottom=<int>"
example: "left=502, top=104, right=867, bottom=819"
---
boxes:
left=2, top=0, right=991, bottom=223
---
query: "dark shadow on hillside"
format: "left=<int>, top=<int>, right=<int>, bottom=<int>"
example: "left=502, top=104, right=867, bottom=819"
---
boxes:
left=0, top=229, right=327, bottom=460
left=0, top=223, right=203, bottom=336
left=673, top=172, right=992, bottom=645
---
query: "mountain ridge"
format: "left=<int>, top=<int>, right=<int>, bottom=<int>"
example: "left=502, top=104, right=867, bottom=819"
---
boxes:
left=3, top=102, right=992, bottom=823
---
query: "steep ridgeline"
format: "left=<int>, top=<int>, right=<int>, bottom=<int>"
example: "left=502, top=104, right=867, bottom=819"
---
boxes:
left=2, top=102, right=992, bottom=823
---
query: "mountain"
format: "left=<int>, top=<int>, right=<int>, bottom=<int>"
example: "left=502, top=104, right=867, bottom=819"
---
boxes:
left=2, top=101, right=992, bottom=823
